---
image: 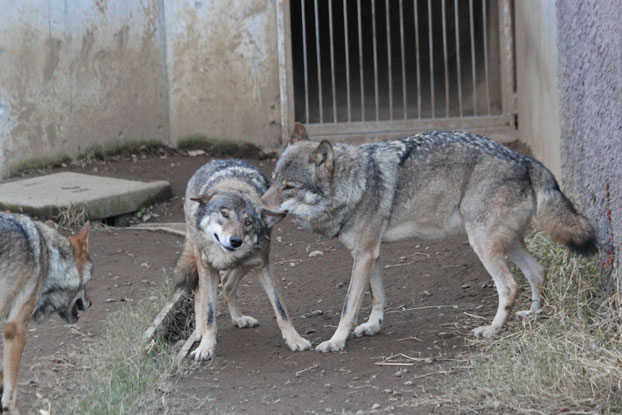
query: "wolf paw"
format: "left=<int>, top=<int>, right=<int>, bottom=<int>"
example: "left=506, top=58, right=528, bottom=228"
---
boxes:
left=472, top=325, right=499, bottom=338
left=190, top=346, right=214, bottom=361
left=354, top=321, right=382, bottom=337
left=232, top=315, right=260, bottom=328
left=315, top=339, right=346, bottom=353
left=284, top=335, right=312, bottom=351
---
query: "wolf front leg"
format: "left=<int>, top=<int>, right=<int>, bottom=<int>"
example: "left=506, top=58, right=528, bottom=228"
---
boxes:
left=189, top=259, right=219, bottom=361
left=353, top=256, right=385, bottom=337
left=316, top=246, right=380, bottom=353
left=2, top=319, right=27, bottom=414
left=256, top=266, right=312, bottom=351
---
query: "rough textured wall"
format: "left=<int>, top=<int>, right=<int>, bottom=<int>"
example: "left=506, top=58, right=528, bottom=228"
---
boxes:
left=556, top=0, right=622, bottom=296
left=164, top=0, right=282, bottom=149
left=0, top=0, right=169, bottom=176
left=514, top=0, right=561, bottom=178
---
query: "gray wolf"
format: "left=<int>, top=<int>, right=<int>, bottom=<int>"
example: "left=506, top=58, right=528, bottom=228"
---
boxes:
left=262, top=123, right=596, bottom=352
left=0, top=214, right=92, bottom=413
left=175, top=159, right=311, bottom=361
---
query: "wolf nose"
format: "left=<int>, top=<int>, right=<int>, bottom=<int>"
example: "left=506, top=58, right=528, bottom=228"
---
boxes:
left=230, top=236, right=243, bottom=248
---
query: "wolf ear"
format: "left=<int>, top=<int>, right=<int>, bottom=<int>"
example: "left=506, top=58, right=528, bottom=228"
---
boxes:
left=190, top=191, right=216, bottom=205
left=261, top=208, right=287, bottom=228
left=309, top=139, right=334, bottom=181
left=70, top=222, right=90, bottom=259
left=289, top=122, right=309, bottom=145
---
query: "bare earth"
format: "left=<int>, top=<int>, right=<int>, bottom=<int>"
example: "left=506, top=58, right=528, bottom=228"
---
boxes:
left=15, top=152, right=507, bottom=414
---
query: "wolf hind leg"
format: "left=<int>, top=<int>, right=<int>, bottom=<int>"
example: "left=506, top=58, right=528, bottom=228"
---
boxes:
left=467, top=230, right=518, bottom=338
left=508, top=238, right=545, bottom=317
left=222, top=267, right=258, bottom=328
left=354, top=256, right=385, bottom=337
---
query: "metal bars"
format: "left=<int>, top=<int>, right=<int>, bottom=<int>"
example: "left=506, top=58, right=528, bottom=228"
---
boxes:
left=291, top=0, right=507, bottom=127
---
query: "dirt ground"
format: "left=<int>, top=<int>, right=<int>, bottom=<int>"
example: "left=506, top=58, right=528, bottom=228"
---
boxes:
left=14, top=151, right=512, bottom=414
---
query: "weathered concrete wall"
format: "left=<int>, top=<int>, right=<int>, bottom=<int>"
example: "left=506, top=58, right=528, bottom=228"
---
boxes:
left=514, top=0, right=561, bottom=178
left=164, top=0, right=282, bottom=150
left=555, top=0, right=622, bottom=296
left=0, top=0, right=169, bottom=177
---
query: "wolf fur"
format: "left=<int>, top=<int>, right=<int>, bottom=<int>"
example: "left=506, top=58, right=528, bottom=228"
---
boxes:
left=262, top=123, right=596, bottom=352
left=0, top=214, right=92, bottom=413
left=174, top=159, right=311, bottom=361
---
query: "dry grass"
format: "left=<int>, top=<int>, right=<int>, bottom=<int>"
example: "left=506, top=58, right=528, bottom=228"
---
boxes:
left=55, top=205, right=89, bottom=228
left=54, top=279, right=199, bottom=415
left=426, top=233, right=622, bottom=414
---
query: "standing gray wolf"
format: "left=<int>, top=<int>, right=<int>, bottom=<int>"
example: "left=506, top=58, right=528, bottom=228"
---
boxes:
left=0, top=214, right=92, bottom=413
left=175, top=159, right=311, bottom=361
left=262, top=123, right=597, bottom=352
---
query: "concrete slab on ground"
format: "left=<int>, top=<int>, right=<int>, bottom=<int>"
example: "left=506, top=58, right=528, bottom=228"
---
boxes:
left=0, top=172, right=171, bottom=219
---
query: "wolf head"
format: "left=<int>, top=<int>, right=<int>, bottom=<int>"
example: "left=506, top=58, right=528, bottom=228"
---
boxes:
left=262, top=123, right=335, bottom=221
left=191, top=190, right=285, bottom=255
left=34, top=222, right=93, bottom=324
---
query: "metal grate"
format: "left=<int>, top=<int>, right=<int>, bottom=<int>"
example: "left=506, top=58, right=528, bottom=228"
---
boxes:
left=277, top=0, right=515, bottom=140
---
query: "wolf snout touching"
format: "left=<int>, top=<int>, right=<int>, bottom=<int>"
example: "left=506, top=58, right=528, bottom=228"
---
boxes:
left=266, top=122, right=597, bottom=352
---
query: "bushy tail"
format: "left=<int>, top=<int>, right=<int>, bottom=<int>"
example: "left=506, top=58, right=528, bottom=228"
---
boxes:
left=174, top=238, right=198, bottom=292
left=528, top=160, right=598, bottom=256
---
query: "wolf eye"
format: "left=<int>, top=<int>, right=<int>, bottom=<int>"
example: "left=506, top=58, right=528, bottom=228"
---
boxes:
left=244, top=218, right=253, bottom=227
left=221, top=211, right=229, bottom=219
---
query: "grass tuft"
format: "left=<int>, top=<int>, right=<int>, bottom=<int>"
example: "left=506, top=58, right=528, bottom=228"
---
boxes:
left=80, top=139, right=163, bottom=160
left=176, top=135, right=268, bottom=159
left=10, top=154, right=72, bottom=176
left=431, top=233, right=622, bottom=414
left=55, top=280, right=189, bottom=415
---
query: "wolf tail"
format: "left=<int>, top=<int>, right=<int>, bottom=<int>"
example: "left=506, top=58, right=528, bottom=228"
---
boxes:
left=528, top=160, right=597, bottom=256
left=175, top=238, right=198, bottom=292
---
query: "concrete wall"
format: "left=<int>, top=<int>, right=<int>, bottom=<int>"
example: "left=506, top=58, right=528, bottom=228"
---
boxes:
left=164, top=0, right=282, bottom=149
left=514, top=0, right=561, bottom=178
left=555, top=0, right=622, bottom=295
left=0, top=0, right=284, bottom=177
left=0, top=0, right=170, bottom=176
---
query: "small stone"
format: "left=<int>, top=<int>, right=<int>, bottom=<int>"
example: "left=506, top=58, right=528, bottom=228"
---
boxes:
left=422, top=290, right=431, bottom=297
left=187, top=149, right=206, bottom=157
left=403, top=380, right=414, bottom=386
left=305, top=329, right=317, bottom=335
left=309, top=250, right=324, bottom=257
left=371, top=403, right=381, bottom=410
left=461, top=283, right=471, bottom=289
left=392, top=390, right=402, bottom=397
left=289, top=262, right=296, bottom=267
left=324, top=408, right=333, bottom=413
left=383, top=389, right=392, bottom=394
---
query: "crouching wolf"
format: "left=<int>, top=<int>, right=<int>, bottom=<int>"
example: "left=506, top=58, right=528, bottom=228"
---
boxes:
left=0, top=214, right=92, bottom=413
left=262, top=123, right=597, bottom=353
left=175, top=159, right=311, bottom=361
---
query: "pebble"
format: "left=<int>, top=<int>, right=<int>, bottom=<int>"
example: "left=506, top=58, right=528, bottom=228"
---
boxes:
left=325, top=408, right=333, bottom=413
left=309, top=250, right=324, bottom=257
left=383, top=389, right=392, bottom=394
left=461, top=283, right=471, bottom=289
left=371, top=403, right=381, bottom=410
left=403, top=380, right=414, bottom=386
